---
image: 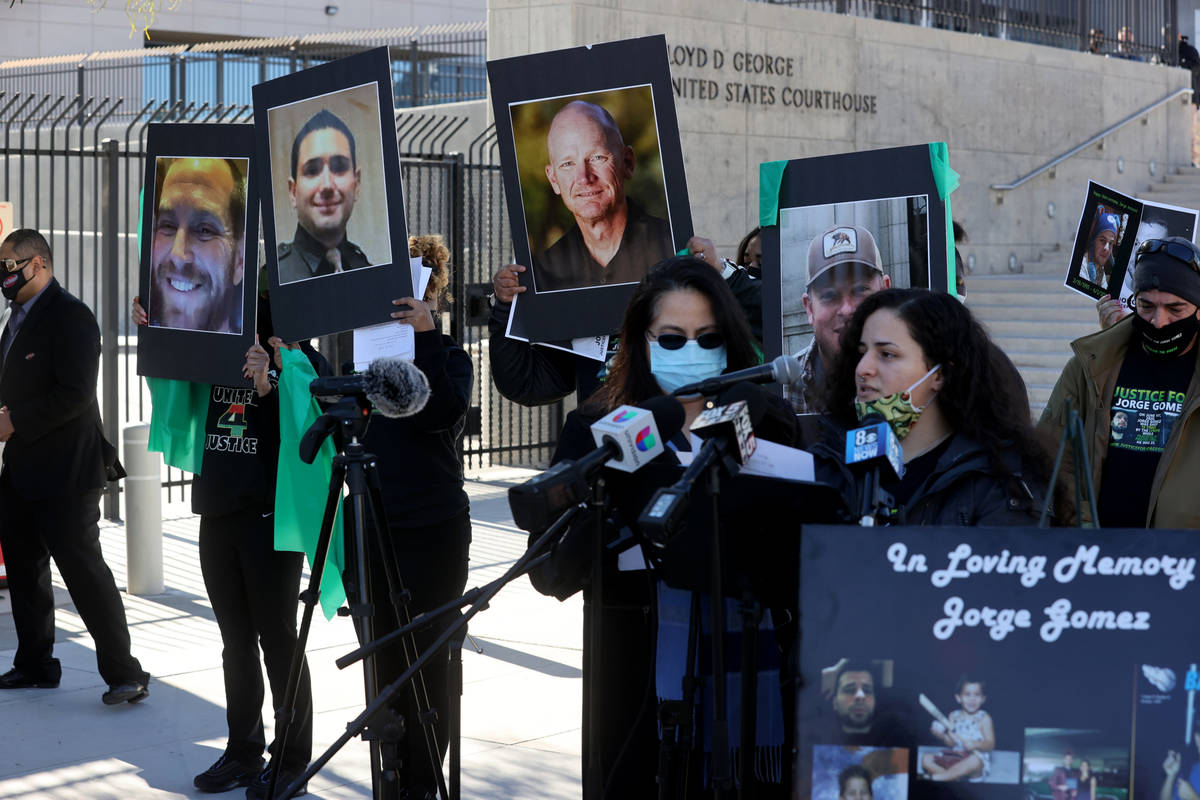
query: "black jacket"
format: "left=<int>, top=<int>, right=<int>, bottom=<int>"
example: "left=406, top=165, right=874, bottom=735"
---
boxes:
left=361, top=329, right=473, bottom=527
left=814, top=425, right=1044, bottom=526
left=0, top=279, right=106, bottom=499
left=487, top=266, right=765, bottom=408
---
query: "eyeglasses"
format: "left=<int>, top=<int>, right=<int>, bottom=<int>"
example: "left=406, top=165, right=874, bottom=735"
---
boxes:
left=1136, top=239, right=1200, bottom=273
left=0, top=256, right=32, bottom=273
left=647, top=331, right=724, bottom=350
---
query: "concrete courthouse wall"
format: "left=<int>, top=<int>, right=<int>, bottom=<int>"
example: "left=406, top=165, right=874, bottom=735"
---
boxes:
left=487, top=0, right=1193, bottom=276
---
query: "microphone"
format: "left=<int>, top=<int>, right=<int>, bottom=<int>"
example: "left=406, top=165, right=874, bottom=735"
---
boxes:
left=309, top=357, right=431, bottom=418
left=639, top=397, right=756, bottom=546
left=844, top=412, right=903, bottom=526
left=508, top=396, right=686, bottom=534
left=670, top=354, right=803, bottom=398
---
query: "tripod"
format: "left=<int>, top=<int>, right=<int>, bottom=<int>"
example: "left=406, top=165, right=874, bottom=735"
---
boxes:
left=268, top=396, right=450, bottom=800
left=1040, top=396, right=1100, bottom=527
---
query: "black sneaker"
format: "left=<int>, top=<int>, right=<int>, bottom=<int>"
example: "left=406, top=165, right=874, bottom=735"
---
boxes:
left=245, top=764, right=308, bottom=799
left=194, top=753, right=265, bottom=793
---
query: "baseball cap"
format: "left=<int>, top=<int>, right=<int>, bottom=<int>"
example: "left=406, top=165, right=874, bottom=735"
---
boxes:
left=806, top=224, right=883, bottom=287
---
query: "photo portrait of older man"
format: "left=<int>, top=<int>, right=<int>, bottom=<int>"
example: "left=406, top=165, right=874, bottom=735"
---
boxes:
left=149, top=156, right=248, bottom=334
left=525, top=95, right=673, bottom=292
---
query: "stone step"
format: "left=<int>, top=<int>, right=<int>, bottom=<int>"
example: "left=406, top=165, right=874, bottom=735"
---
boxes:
left=982, top=317, right=1098, bottom=338
left=1172, top=165, right=1200, bottom=176
left=1158, top=173, right=1200, bottom=185
left=1004, top=350, right=1077, bottom=368
left=969, top=302, right=1097, bottom=323
left=1138, top=184, right=1200, bottom=198
left=1028, top=384, right=1054, bottom=405
left=966, top=275, right=1077, bottom=295
left=1018, top=365, right=1069, bottom=386
left=966, top=289, right=1091, bottom=307
left=991, top=334, right=1079, bottom=355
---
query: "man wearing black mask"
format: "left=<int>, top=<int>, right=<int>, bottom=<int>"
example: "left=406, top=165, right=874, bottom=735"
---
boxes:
left=1041, top=237, right=1200, bottom=527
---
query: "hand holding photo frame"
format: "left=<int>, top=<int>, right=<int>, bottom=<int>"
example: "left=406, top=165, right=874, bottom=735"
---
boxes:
left=487, top=34, right=693, bottom=343
left=253, top=46, right=413, bottom=343
left=136, top=122, right=260, bottom=386
left=758, top=144, right=955, bottom=362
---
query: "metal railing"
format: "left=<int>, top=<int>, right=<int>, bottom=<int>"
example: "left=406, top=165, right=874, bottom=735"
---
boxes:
left=0, top=23, right=487, bottom=122
left=0, top=91, right=561, bottom=517
left=753, top=0, right=1181, bottom=63
left=990, top=86, right=1192, bottom=190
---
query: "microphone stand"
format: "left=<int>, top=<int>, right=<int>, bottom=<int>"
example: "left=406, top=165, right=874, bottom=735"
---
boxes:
left=1040, top=396, right=1100, bottom=527
left=268, top=399, right=448, bottom=800
left=272, top=501, right=585, bottom=800
left=587, top=475, right=608, bottom=799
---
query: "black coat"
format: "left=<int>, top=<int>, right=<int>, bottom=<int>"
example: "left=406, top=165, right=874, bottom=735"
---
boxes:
left=813, top=425, right=1045, bottom=526
left=1, top=279, right=106, bottom=499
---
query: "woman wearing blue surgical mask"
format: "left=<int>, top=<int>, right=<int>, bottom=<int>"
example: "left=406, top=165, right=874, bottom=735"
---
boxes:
left=527, top=256, right=790, bottom=798
left=819, top=288, right=1061, bottom=526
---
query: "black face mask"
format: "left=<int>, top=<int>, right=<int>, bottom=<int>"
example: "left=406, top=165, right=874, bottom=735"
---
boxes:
left=1132, top=311, right=1200, bottom=358
left=1, top=264, right=31, bottom=301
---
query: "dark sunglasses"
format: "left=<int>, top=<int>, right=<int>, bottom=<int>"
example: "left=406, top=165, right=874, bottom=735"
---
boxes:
left=0, top=256, right=32, bottom=273
left=1136, top=239, right=1200, bottom=273
left=648, top=331, right=724, bottom=350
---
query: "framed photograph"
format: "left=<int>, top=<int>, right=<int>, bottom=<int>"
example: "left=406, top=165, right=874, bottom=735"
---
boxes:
left=253, top=46, right=412, bottom=342
left=488, top=34, right=692, bottom=342
left=1065, top=181, right=1141, bottom=301
left=797, top=524, right=1200, bottom=799
left=1112, top=198, right=1199, bottom=309
left=759, top=145, right=950, bottom=361
left=136, top=122, right=260, bottom=385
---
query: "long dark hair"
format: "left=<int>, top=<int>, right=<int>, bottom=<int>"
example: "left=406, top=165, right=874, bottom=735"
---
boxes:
left=586, top=256, right=758, bottom=412
left=828, top=288, right=1054, bottom=497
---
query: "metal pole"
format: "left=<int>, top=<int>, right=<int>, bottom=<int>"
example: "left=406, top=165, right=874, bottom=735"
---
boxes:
left=122, top=423, right=163, bottom=594
left=100, top=138, right=121, bottom=521
left=410, top=39, right=420, bottom=107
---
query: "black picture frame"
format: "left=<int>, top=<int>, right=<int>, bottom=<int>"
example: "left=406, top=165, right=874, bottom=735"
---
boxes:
left=488, top=34, right=693, bottom=342
left=760, top=145, right=949, bottom=361
left=136, top=122, right=260, bottom=385
left=253, top=46, right=412, bottom=342
left=797, top=524, right=1198, bottom=799
left=1111, top=199, right=1200, bottom=307
left=1065, top=181, right=1141, bottom=302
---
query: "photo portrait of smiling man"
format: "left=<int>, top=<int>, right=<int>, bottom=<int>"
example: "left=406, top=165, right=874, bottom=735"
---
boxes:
left=149, top=156, right=247, bottom=334
left=525, top=95, right=673, bottom=293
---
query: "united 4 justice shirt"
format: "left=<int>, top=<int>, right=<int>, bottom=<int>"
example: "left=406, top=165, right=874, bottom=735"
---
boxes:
left=190, top=374, right=282, bottom=517
left=1097, top=342, right=1195, bottom=527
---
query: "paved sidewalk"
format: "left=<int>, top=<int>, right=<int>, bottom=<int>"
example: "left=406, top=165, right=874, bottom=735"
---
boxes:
left=0, top=472, right=584, bottom=799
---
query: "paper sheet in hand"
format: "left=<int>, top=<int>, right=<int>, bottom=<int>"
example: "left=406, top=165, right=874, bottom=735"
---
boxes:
left=673, top=437, right=815, bottom=482
left=351, top=258, right=432, bottom=369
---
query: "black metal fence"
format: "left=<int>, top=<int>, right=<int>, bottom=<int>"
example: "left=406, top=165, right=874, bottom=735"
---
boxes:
left=0, top=23, right=487, bottom=122
left=0, top=91, right=561, bottom=515
left=753, top=0, right=1180, bottom=63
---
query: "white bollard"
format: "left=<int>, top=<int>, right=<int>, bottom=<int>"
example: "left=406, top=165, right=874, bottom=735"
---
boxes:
left=122, top=423, right=163, bottom=595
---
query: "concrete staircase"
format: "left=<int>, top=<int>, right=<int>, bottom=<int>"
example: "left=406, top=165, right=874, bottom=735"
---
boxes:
left=1137, top=164, right=1200, bottom=209
left=966, top=274, right=1100, bottom=416
left=966, top=164, right=1200, bottom=416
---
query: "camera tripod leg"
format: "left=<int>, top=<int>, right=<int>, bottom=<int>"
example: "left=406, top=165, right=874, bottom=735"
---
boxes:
left=265, top=456, right=347, bottom=800
left=361, top=462, right=451, bottom=800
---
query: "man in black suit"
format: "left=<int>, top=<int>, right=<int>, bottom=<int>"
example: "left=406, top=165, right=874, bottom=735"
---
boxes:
left=0, top=228, right=149, bottom=704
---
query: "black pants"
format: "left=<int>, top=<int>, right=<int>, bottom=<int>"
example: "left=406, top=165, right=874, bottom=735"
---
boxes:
left=0, top=486, right=145, bottom=685
left=199, top=508, right=312, bottom=769
left=342, top=506, right=471, bottom=797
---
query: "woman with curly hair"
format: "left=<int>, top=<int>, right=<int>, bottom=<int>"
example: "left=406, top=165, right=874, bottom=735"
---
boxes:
left=822, top=287, right=1057, bottom=525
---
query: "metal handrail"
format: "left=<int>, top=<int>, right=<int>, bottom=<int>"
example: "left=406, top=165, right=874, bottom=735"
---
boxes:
left=990, top=87, right=1193, bottom=191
